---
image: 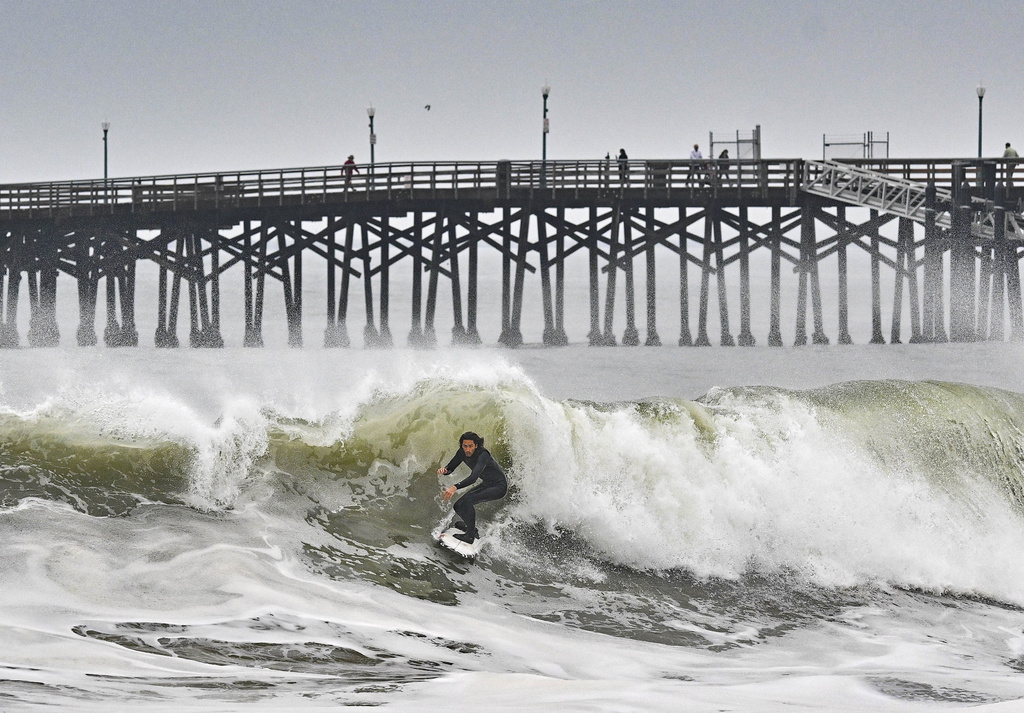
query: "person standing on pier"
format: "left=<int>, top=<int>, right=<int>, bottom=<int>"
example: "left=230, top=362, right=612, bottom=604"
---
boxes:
left=618, top=149, right=629, bottom=186
left=687, top=144, right=703, bottom=187
left=344, top=155, right=359, bottom=187
left=1004, top=142, right=1019, bottom=186
left=718, top=149, right=730, bottom=187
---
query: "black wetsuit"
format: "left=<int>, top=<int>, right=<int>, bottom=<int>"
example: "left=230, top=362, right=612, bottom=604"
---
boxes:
left=445, top=447, right=507, bottom=538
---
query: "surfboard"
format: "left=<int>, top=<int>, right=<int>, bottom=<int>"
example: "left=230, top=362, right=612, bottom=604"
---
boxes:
left=437, top=526, right=483, bottom=558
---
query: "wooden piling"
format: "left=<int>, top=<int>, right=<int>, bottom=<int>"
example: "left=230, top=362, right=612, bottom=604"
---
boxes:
left=588, top=207, right=603, bottom=345
left=645, top=207, right=661, bottom=346
left=448, top=213, right=467, bottom=345
left=713, top=208, right=735, bottom=346
left=553, top=207, right=568, bottom=345
left=695, top=211, right=713, bottom=347
left=768, top=207, right=783, bottom=347
left=409, top=211, right=427, bottom=347
left=622, top=208, right=640, bottom=346
left=869, top=210, right=885, bottom=344
left=678, top=209, right=693, bottom=346
left=737, top=206, right=755, bottom=346
left=602, top=204, right=621, bottom=346
left=949, top=179, right=976, bottom=342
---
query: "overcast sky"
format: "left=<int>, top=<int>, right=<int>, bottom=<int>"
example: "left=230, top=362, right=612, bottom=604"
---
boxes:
left=1, top=0, right=1021, bottom=183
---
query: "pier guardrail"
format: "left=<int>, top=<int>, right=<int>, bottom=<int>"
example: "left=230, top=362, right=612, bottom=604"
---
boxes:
left=0, top=158, right=1020, bottom=220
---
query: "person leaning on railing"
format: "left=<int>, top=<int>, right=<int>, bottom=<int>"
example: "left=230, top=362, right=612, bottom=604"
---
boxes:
left=1005, top=142, right=1019, bottom=187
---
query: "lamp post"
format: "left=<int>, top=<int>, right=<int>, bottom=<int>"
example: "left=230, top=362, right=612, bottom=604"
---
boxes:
left=102, top=121, right=110, bottom=204
left=102, top=121, right=110, bottom=180
left=541, top=84, right=550, bottom=188
left=977, top=84, right=985, bottom=158
left=367, top=105, right=376, bottom=170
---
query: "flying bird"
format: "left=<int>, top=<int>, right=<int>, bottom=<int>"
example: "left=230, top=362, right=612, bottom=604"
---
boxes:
left=425, top=105, right=431, bottom=111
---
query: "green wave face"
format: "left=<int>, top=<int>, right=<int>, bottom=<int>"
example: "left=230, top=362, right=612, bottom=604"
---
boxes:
left=5, top=376, right=1024, bottom=620
left=798, top=380, right=1024, bottom=506
left=0, top=413, right=191, bottom=516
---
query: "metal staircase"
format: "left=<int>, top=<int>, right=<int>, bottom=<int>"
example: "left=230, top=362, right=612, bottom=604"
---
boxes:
left=802, top=159, right=1024, bottom=241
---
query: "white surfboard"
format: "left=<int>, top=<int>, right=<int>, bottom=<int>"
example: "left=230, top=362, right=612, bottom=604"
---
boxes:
left=438, top=526, right=483, bottom=558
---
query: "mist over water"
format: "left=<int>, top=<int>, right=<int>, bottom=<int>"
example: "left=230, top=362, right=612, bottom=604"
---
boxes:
left=2, top=343, right=1024, bottom=711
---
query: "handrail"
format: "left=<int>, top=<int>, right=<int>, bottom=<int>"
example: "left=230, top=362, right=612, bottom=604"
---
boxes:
left=0, top=158, right=1019, bottom=218
left=803, top=159, right=1024, bottom=240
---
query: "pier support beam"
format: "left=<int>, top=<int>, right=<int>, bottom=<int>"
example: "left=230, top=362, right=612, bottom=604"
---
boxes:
left=188, top=229, right=224, bottom=348
left=324, top=216, right=347, bottom=347
left=360, top=222, right=381, bottom=348
left=644, top=208, right=661, bottom=346
left=949, top=181, right=977, bottom=342
left=27, top=267, right=59, bottom=347
left=447, top=213, right=470, bottom=345
left=1004, top=196, right=1024, bottom=341
left=768, top=207, right=783, bottom=346
left=835, top=207, right=852, bottom=344
left=737, top=206, right=755, bottom=346
left=539, top=209, right=557, bottom=345
left=713, top=209, right=735, bottom=346
left=425, top=213, right=443, bottom=347
left=408, top=212, right=429, bottom=348
left=466, top=220, right=482, bottom=344
left=695, top=211, right=713, bottom=346
left=154, top=231, right=179, bottom=347
left=678, top=209, right=693, bottom=346
left=76, top=236, right=99, bottom=347
left=921, top=184, right=947, bottom=342
left=378, top=216, right=394, bottom=347
left=244, top=222, right=267, bottom=348
left=894, top=218, right=923, bottom=343
left=553, top=208, right=568, bottom=345
left=588, top=207, right=604, bottom=345
left=794, top=208, right=828, bottom=346
left=986, top=184, right=1024, bottom=340
left=622, top=208, right=640, bottom=346
left=0, top=264, right=21, bottom=348
left=104, top=261, right=139, bottom=347
left=869, top=210, right=885, bottom=344
left=601, top=205, right=621, bottom=345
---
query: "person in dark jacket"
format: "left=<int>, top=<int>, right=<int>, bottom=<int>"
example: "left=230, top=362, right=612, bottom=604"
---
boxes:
left=438, top=431, right=507, bottom=543
left=617, top=148, right=629, bottom=185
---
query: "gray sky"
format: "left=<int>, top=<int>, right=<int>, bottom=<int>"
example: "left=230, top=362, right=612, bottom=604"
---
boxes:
left=1, top=0, right=1021, bottom=183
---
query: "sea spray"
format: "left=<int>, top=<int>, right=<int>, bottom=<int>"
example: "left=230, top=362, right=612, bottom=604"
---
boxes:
left=499, top=381, right=1024, bottom=601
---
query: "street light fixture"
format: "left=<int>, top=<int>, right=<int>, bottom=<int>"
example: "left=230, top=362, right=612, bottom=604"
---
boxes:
left=102, top=121, right=110, bottom=180
left=367, top=105, right=376, bottom=170
left=541, top=84, right=550, bottom=188
left=977, top=84, right=985, bottom=158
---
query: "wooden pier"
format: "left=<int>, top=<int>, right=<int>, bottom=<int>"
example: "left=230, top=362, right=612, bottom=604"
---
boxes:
left=0, top=157, right=1021, bottom=348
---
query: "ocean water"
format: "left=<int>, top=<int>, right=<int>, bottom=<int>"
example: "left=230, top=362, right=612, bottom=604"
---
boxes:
left=3, top=202, right=1024, bottom=710
left=3, top=342, right=1024, bottom=712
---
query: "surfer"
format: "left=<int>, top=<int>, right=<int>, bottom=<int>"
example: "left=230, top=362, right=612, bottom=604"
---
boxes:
left=438, top=432, right=507, bottom=544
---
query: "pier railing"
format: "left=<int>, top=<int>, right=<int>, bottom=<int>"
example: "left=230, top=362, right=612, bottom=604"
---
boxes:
left=0, top=158, right=1020, bottom=220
